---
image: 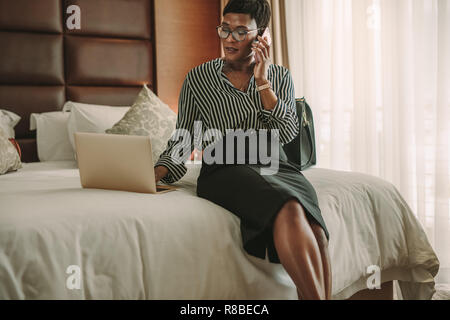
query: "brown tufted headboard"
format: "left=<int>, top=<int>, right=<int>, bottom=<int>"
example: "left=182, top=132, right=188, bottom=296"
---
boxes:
left=0, top=0, right=156, bottom=162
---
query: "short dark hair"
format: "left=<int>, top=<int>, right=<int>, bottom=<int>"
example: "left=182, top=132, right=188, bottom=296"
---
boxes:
left=223, top=0, right=271, bottom=36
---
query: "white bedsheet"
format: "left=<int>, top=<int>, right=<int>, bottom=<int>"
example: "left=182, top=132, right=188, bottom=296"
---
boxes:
left=0, top=161, right=439, bottom=299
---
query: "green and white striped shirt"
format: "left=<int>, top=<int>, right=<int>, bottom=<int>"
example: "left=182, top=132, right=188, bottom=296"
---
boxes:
left=155, top=57, right=299, bottom=184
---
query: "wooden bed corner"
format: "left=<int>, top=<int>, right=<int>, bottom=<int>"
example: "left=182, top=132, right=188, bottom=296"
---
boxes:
left=347, top=281, right=394, bottom=300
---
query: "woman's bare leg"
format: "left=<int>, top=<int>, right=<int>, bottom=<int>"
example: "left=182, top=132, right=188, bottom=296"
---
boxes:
left=272, top=199, right=326, bottom=300
left=308, top=219, right=332, bottom=299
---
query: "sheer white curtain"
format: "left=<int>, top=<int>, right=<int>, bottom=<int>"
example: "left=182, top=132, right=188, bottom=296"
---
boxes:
left=285, top=0, right=450, bottom=286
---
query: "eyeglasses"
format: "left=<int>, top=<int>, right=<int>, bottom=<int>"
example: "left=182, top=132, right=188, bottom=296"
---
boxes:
left=216, top=25, right=264, bottom=42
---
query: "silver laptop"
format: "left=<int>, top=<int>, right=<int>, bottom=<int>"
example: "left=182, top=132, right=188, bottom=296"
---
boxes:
left=74, top=132, right=178, bottom=194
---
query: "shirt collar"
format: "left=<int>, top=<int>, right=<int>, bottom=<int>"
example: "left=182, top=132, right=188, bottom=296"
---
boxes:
left=214, top=57, right=226, bottom=76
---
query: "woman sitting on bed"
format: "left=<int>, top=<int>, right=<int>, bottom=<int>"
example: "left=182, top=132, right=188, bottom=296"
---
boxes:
left=154, top=0, right=331, bottom=300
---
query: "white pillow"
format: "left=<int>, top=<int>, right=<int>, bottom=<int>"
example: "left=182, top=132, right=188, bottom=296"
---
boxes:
left=30, top=111, right=75, bottom=161
left=0, top=109, right=21, bottom=139
left=64, top=101, right=130, bottom=152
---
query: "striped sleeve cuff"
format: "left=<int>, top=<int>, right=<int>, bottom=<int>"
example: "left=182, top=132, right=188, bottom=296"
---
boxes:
left=260, top=98, right=287, bottom=122
left=154, top=154, right=188, bottom=184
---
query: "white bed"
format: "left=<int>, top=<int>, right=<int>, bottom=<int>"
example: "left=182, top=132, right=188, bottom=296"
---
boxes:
left=0, top=161, right=439, bottom=299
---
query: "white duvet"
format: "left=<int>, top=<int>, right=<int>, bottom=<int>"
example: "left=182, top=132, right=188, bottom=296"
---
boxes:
left=0, top=161, right=439, bottom=299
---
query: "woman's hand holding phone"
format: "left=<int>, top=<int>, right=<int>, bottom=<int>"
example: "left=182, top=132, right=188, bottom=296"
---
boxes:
left=252, top=27, right=272, bottom=84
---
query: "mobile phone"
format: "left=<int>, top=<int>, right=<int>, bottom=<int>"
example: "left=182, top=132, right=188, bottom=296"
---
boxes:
left=261, top=27, right=272, bottom=46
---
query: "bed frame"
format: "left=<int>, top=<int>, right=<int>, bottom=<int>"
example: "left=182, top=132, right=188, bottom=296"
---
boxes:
left=0, top=0, right=393, bottom=300
left=347, top=281, right=393, bottom=300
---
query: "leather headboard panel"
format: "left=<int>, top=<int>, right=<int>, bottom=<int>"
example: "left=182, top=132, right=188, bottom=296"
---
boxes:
left=66, top=86, right=145, bottom=106
left=0, top=0, right=62, bottom=33
left=0, top=0, right=156, bottom=162
left=64, top=0, right=151, bottom=39
left=65, top=36, right=153, bottom=86
left=0, top=32, right=64, bottom=85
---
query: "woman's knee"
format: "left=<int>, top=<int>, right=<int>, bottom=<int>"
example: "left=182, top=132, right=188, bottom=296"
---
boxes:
left=274, top=198, right=308, bottom=228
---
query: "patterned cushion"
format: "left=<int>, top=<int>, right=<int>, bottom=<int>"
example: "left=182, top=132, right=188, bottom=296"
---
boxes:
left=0, top=127, right=22, bottom=175
left=0, top=109, right=21, bottom=139
left=105, top=85, right=177, bottom=165
left=8, top=138, right=22, bottom=159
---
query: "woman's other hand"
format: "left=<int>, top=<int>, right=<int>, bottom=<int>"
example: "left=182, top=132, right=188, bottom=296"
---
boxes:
left=154, top=166, right=169, bottom=183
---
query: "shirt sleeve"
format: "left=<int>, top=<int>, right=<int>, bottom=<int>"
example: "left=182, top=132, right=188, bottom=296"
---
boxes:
left=258, top=68, right=299, bottom=145
left=154, top=73, right=200, bottom=184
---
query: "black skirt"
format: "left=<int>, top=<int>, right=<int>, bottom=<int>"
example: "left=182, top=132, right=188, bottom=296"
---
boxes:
left=196, top=130, right=330, bottom=264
